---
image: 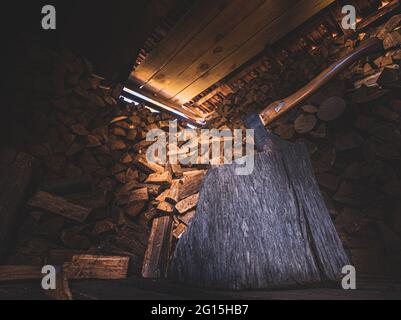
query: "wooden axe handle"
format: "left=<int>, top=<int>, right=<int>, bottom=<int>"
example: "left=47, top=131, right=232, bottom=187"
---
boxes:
left=258, top=38, right=383, bottom=126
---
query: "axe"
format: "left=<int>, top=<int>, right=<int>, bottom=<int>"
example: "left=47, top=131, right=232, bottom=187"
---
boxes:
left=245, top=38, right=383, bottom=151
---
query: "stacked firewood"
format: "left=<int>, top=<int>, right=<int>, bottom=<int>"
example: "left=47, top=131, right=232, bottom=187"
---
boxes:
left=3, top=46, right=207, bottom=284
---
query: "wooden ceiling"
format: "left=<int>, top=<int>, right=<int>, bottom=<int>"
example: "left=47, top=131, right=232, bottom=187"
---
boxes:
left=130, top=0, right=335, bottom=106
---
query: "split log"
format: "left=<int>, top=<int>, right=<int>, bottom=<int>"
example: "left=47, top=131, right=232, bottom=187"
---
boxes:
left=302, top=105, right=318, bottom=114
left=126, top=203, right=146, bottom=218
left=294, top=114, right=317, bottom=134
left=63, top=255, right=129, bottom=280
left=145, top=171, right=172, bottom=185
left=0, top=151, right=34, bottom=262
left=0, top=266, right=42, bottom=282
left=142, top=216, right=173, bottom=279
left=64, top=190, right=108, bottom=210
left=165, top=180, right=182, bottom=204
left=335, top=132, right=364, bottom=151
left=175, top=194, right=199, bottom=215
left=28, top=191, right=92, bottom=223
left=129, top=187, right=149, bottom=203
left=42, top=175, right=92, bottom=195
left=157, top=201, right=175, bottom=214
left=179, top=170, right=206, bottom=199
left=317, top=97, right=346, bottom=121
left=178, top=211, right=196, bottom=226
left=173, top=223, right=187, bottom=240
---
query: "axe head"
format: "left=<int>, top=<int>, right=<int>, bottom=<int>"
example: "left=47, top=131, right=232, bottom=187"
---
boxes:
left=243, top=113, right=283, bottom=152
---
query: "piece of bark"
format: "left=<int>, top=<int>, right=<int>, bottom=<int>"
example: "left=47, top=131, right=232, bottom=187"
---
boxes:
left=63, top=255, right=129, bottom=280
left=146, top=171, right=172, bottom=185
left=0, top=151, right=34, bottom=262
left=28, top=191, right=91, bottom=223
left=142, top=216, right=173, bottom=279
left=294, top=115, right=317, bottom=134
left=175, top=194, right=199, bottom=215
left=317, top=97, right=346, bottom=121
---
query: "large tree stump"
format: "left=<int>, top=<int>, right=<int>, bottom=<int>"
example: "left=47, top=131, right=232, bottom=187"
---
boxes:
left=169, top=138, right=349, bottom=290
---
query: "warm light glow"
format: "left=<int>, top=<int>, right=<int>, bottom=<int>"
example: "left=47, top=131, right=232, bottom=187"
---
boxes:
left=122, top=87, right=206, bottom=125
left=332, top=32, right=338, bottom=38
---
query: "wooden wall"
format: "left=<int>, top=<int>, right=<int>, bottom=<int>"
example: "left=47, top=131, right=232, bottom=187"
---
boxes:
left=130, top=0, right=335, bottom=105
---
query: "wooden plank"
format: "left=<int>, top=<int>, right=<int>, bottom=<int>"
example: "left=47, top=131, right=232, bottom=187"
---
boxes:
left=63, top=255, right=130, bottom=280
left=156, top=0, right=290, bottom=102
left=174, top=0, right=334, bottom=103
left=142, top=216, right=173, bottom=279
left=0, top=151, right=34, bottom=262
left=131, top=0, right=229, bottom=86
left=143, top=0, right=266, bottom=100
left=28, top=191, right=92, bottom=223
